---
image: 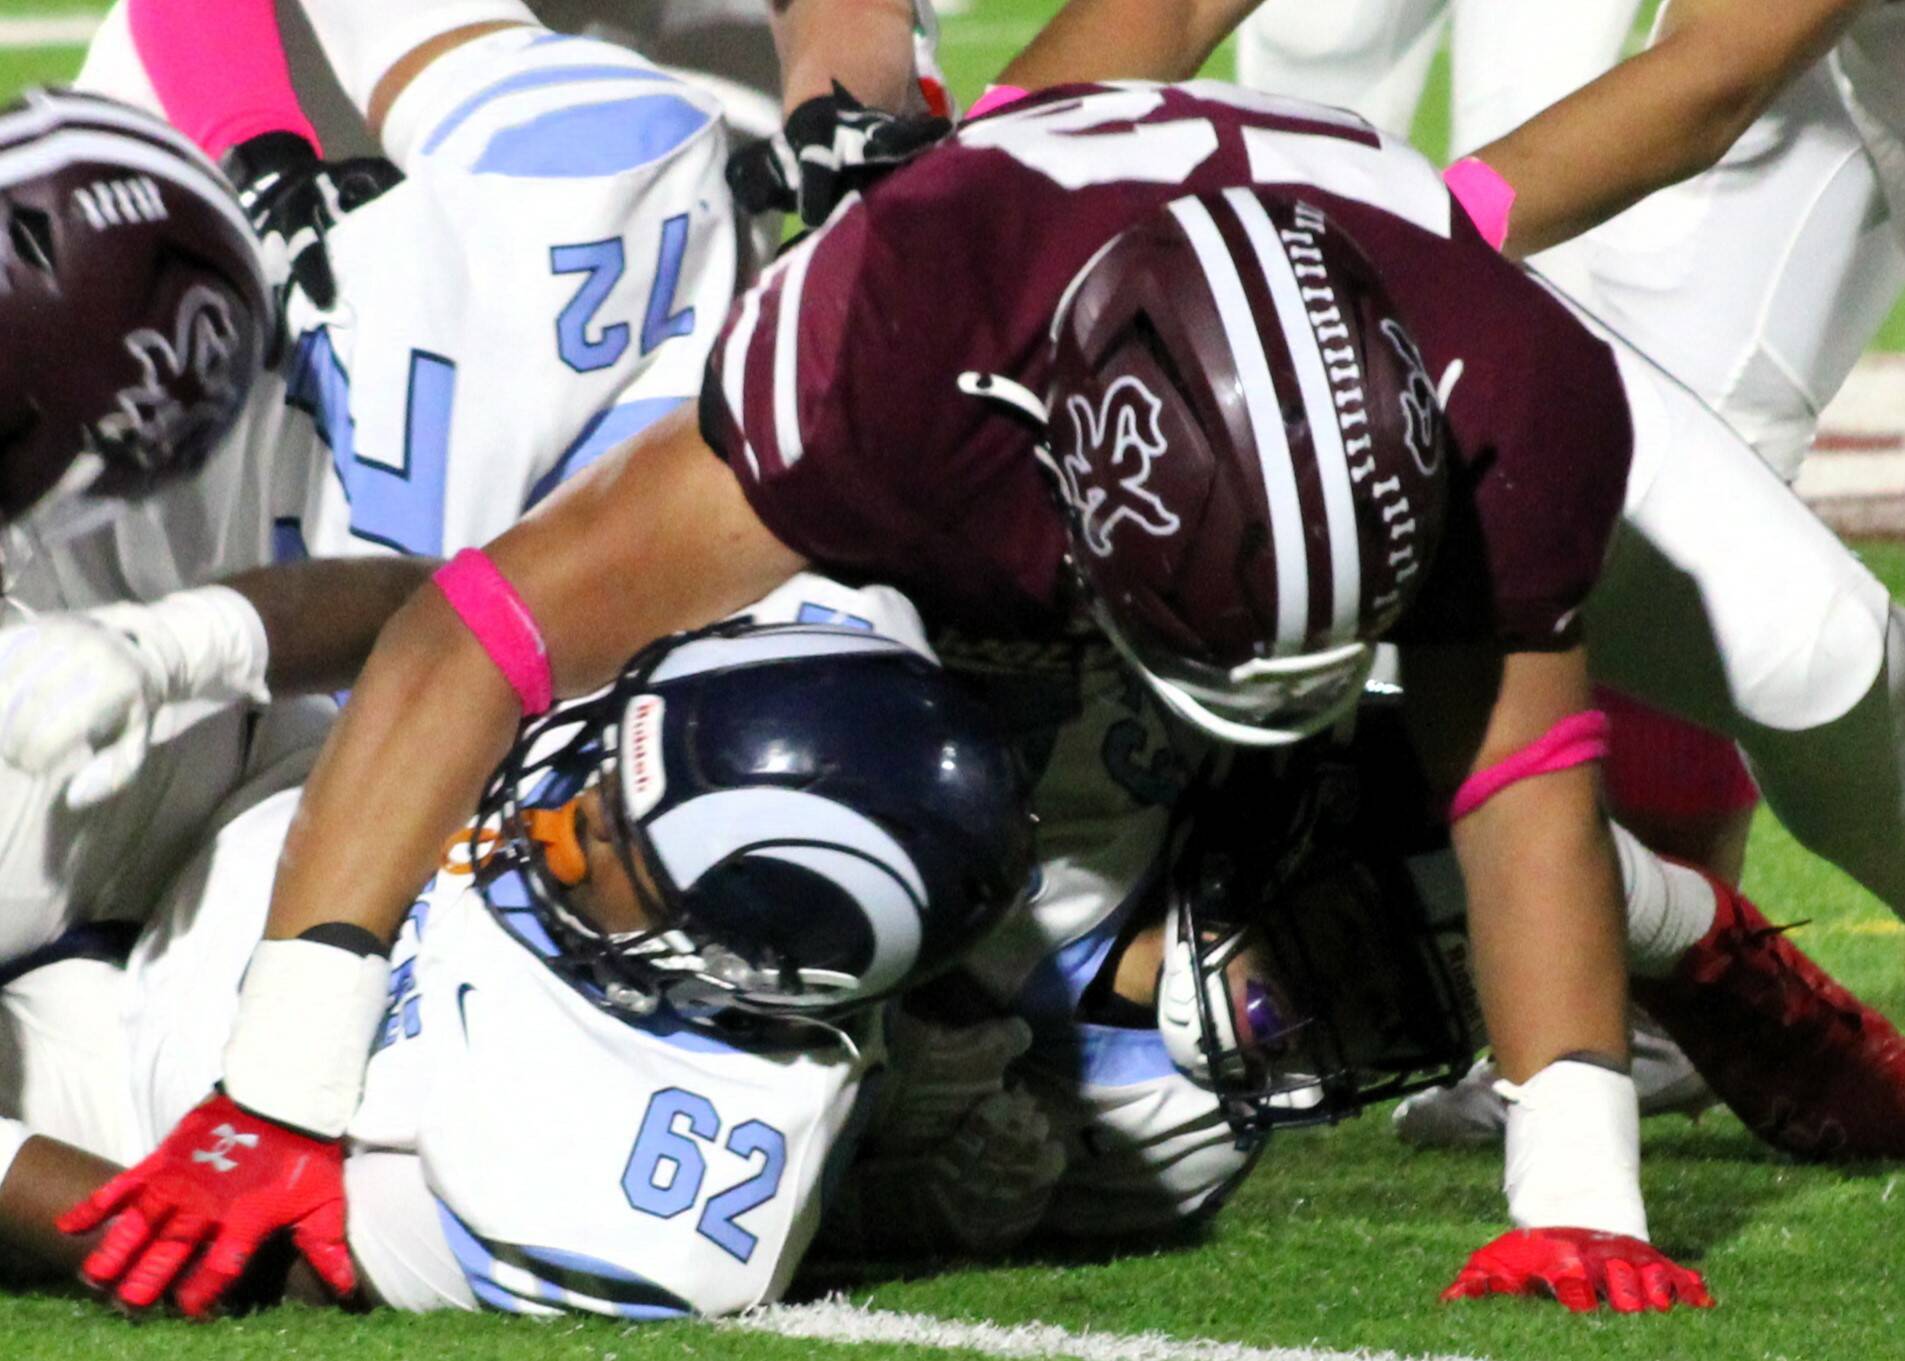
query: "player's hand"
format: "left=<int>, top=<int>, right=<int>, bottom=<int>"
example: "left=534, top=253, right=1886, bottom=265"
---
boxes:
left=0, top=590, right=268, bottom=808
left=875, top=1010, right=1034, bottom=1147
left=823, top=1087, right=1066, bottom=1257
left=1441, top=1228, right=1714, bottom=1313
left=726, top=83, right=950, bottom=227
left=220, top=133, right=402, bottom=342
left=56, top=1091, right=355, bottom=1316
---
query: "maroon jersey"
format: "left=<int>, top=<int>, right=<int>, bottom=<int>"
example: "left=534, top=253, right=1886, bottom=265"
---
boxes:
left=701, top=83, right=1631, bottom=649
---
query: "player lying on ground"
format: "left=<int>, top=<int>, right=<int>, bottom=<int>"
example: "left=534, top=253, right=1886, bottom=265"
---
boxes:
left=1, top=608, right=1033, bottom=1317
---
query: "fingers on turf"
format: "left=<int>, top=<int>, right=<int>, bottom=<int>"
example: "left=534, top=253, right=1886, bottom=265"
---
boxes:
left=117, top=1214, right=213, bottom=1310
left=80, top=1201, right=163, bottom=1286
left=174, top=1224, right=268, bottom=1318
left=293, top=1209, right=358, bottom=1300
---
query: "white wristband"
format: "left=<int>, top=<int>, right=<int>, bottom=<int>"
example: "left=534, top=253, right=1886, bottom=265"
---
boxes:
left=1498, top=1058, right=1647, bottom=1240
left=223, top=938, right=391, bottom=1139
left=0, top=1116, right=30, bottom=1191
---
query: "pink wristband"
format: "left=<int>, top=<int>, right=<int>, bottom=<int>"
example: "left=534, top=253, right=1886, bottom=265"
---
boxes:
left=1443, top=157, right=1516, bottom=253
left=130, top=0, right=320, bottom=159
left=1448, top=710, right=1610, bottom=822
left=965, top=84, right=1031, bottom=122
left=431, top=550, right=553, bottom=717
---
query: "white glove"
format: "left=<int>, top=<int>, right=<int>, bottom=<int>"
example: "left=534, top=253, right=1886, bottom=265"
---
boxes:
left=0, top=584, right=269, bottom=807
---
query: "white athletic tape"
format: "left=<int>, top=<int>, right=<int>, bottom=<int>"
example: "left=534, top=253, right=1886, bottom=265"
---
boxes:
left=725, top=1299, right=1491, bottom=1361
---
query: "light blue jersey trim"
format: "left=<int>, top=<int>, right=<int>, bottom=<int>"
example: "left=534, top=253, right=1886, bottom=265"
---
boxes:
left=422, top=64, right=674, bottom=156
left=472, top=96, right=712, bottom=178
left=1013, top=861, right=1160, bottom=1029
left=523, top=397, right=683, bottom=511
left=1039, top=1021, right=1181, bottom=1088
left=437, top=1202, right=693, bottom=1319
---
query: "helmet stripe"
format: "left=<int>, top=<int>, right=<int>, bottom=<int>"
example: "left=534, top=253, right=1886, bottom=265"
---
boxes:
left=1225, top=189, right=1363, bottom=646
left=1165, top=196, right=1310, bottom=655
left=0, top=128, right=263, bottom=298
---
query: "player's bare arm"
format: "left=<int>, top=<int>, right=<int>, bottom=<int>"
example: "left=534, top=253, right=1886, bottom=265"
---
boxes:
left=263, top=405, right=802, bottom=948
left=771, top=0, right=919, bottom=112
left=1001, top=0, right=1267, bottom=89
left=1469, top=0, right=1865, bottom=257
left=0, top=557, right=437, bottom=808
left=0, top=1137, right=114, bottom=1283
left=1402, top=644, right=1630, bottom=1081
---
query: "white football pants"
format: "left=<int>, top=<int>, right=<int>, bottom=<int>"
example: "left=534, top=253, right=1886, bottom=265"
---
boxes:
left=1235, top=0, right=1641, bottom=155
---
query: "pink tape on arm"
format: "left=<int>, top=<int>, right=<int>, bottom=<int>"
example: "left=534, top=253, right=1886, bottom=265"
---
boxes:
left=1443, top=157, right=1516, bottom=253
left=129, top=0, right=320, bottom=159
left=964, top=85, right=1031, bottom=122
left=431, top=550, right=554, bottom=717
left=1448, top=710, right=1610, bottom=822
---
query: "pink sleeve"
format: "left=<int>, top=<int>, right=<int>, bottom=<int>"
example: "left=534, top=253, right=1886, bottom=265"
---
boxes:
left=129, top=0, right=321, bottom=159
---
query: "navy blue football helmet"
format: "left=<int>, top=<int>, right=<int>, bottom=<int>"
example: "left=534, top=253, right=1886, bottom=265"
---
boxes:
left=474, top=619, right=1036, bottom=1027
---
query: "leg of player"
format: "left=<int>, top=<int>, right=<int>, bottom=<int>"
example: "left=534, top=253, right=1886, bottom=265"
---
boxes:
left=292, top=0, right=536, bottom=160
left=1232, top=0, right=1447, bottom=138
left=1546, top=60, right=1905, bottom=483
left=1582, top=333, right=1905, bottom=913
left=1446, top=0, right=1642, bottom=157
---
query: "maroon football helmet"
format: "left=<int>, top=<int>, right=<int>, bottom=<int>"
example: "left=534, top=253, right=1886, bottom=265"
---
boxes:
left=1039, top=188, right=1448, bottom=745
left=0, top=88, right=270, bottom=528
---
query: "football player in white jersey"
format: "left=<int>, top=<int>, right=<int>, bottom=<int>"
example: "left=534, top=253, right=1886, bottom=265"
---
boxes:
left=0, top=610, right=1034, bottom=1317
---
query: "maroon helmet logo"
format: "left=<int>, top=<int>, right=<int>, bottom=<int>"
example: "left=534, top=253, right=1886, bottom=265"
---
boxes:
left=1379, top=318, right=1442, bottom=479
left=1059, top=376, right=1182, bottom=558
left=93, top=283, right=244, bottom=469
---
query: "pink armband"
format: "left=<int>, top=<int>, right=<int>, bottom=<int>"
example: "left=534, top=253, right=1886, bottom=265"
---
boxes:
left=130, top=0, right=320, bottom=159
left=431, top=550, right=553, bottom=717
left=1448, top=710, right=1610, bottom=822
left=965, top=85, right=1031, bottom=122
left=1443, top=156, right=1516, bottom=253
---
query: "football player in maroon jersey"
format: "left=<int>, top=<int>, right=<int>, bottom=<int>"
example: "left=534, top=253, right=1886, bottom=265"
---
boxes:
left=59, top=3, right=1905, bottom=1323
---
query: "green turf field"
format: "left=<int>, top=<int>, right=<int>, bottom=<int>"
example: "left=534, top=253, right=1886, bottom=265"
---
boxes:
left=4, top=7, right=1905, bottom=1360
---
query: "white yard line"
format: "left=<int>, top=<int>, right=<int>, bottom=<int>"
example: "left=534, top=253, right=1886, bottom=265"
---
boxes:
left=726, top=1299, right=1489, bottom=1361
left=0, top=15, right=102, bottom=48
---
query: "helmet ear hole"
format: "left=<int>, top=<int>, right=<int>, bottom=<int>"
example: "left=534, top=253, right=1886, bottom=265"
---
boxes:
left=6, top=205, right=55, bottom=275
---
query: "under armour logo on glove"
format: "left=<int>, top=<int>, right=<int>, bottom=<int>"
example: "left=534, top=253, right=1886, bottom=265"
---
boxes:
left=726, top=83, right=951, bottom=227
left=190, top=1124, right=261, bottom=1173
left=57, top=1091, right=355, bottom=1316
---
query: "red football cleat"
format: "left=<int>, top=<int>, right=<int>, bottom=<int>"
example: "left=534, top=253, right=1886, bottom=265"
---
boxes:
left=1632, top=873, right=1905, bottom=1159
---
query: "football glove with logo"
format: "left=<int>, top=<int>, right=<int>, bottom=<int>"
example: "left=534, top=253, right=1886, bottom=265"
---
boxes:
left=726, top=83, right=950, bottom=227
left=1442, top=1227, right=1713, bottom=1313
left=57, top=1090, right=354, bottom=1316
left=220, top=132, right=401, bottom=340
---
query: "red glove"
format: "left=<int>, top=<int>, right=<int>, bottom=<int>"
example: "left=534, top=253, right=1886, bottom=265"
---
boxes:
left=56, top=1091, right=355, bottom=1316
left=1441, top=1228, right=1714, bottom=1313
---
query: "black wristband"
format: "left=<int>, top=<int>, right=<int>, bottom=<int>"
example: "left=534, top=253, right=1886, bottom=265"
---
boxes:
left=297, top=922, right=389, bottom=959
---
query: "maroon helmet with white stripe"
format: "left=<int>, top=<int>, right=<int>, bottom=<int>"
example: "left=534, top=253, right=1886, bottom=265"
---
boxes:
left=1042, top=188, right=1447, bottom=746
left=0, top=88, right=269, bottom=527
